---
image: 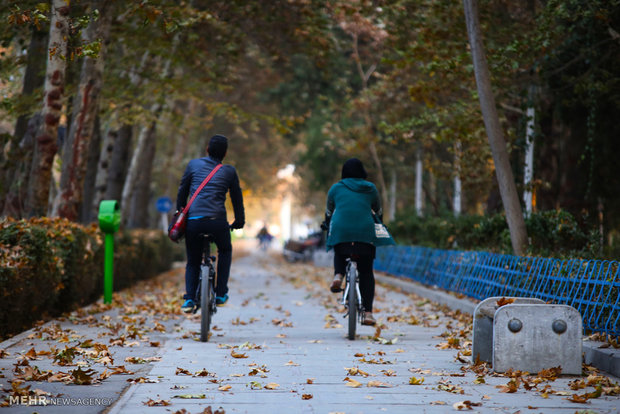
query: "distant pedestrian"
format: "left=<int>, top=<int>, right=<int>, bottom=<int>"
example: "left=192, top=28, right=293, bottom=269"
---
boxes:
left=257, top=225, right=273, bottom=251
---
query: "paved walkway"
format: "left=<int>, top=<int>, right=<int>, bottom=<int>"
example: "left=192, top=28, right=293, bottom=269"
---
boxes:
left=1, top=246, right=619, bottom=413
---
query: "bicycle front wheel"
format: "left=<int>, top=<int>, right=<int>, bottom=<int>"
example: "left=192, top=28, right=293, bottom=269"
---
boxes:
left=347, top=264, right=357, bottom=340
left=200, top=267, right=211, bottom=342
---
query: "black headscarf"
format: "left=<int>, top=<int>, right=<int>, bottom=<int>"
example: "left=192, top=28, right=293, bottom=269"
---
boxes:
left=341, top=158, right=367, bottom=179
left=208, top=134, right=228, bottom=161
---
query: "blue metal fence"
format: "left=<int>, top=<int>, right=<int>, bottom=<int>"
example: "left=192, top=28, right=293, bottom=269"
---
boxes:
left=374, top=246, right=620, bottom=337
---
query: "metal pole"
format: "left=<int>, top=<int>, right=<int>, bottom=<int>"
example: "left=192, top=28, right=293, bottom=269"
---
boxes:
left=104, top=232, right=114, bottom=304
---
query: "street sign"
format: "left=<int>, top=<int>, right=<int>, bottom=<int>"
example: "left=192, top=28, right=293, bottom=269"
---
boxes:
left=156, top=196, right=173, bottom=213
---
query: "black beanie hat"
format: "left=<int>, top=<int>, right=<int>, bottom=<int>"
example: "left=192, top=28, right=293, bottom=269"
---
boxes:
left=341, top=158, right=367, bottom=179
left=208, top=134, right=228, bottom=161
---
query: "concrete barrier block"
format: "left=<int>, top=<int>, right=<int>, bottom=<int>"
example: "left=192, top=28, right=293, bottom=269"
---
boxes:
left=493, top=304, right=582, bottom=375
left=472, top=297, right=544, bottom=364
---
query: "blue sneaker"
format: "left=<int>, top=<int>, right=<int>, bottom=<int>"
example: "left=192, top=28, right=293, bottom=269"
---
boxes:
left=215, top=294, right=229, bottom=306
left=181, top=299, right=195, bottom=313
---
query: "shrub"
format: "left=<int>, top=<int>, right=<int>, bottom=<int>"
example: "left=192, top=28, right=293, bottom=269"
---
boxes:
left=0, top=218, right=178, bottom=340
left=390, top=209, right=601, bottom=259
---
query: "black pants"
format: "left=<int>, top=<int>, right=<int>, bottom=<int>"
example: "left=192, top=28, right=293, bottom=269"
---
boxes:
left=334, top=242, right=376, bottom=312
left=184, top=218, right=231, bottom=300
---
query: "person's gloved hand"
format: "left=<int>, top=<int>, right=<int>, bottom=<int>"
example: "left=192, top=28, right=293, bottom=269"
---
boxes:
left=230, top=220, right=244, bottom=230
left=320, top=221, right=329, bottom=231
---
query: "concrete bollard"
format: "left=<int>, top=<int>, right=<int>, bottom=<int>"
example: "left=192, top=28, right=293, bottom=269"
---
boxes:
left=472, top=297, right=545, bottom=364
left=493, top=304, right=582, bottom=374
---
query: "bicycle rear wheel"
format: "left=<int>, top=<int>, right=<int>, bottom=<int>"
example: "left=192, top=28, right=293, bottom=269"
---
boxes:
left=200, top=266, right=211, bottom=342
left=347, top=263, right=357, bottom=340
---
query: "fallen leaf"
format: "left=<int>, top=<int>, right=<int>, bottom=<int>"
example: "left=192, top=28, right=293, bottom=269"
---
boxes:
left=453, top=400, right=482, bottom=410
left=249, top=380, right=262, bottom=389
left=345, top=378, right=363, bottom=388
left=437, top=380, right=464, bottom=394
left=143, top=399, right=170, bottom=406
left=127, top=377, right=159, bottom=383
left=367, top=380, right=392, bottom=388
left=496, top=297, right=515, bottom=307
left=264, top=382, right=280, bottom=390
left=70, top=366, right=97, bottom=385
left=174, top=394, right=207, bottom=399
left=409, top=376, right=425, bottom=385
left=301, top=394, right=313, bottom=400
left=110, top=365, right=133, bottom=375
left=218, top=385, right=232, bottom=391
left=230, top=350, right=248, bottom=359
left=285, top=360, right=300, bottom=366
left=176, top=367, right=192, bottom=375
left=345, top=367, right=369, bottom=377
left=497, top=378, right=519, bottom=393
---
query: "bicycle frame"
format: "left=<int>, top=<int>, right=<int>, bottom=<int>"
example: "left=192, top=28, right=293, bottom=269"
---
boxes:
left=341, top=259, right=364, bottom=319
left=195, top=234, right=217, bottom=342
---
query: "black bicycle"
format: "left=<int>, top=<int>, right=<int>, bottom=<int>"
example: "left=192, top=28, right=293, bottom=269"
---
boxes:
left=191, top=233, right=217, bottom=342
left=341, top=257, right=364, bottom=340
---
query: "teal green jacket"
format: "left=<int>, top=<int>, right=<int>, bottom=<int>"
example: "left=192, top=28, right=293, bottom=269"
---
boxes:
left=325, top=178, right=396, bottom=250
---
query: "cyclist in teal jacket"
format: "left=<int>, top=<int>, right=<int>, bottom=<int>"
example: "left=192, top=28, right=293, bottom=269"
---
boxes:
left=323, top=158, right=395, bottom=326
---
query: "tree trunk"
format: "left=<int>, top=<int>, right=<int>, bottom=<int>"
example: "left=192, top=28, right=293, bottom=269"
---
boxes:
left=523, top=87, right=536, bottom=216
left=463, top=0, right=528, bottom=255
left=389, top=169, right=396, bottom=220
left=2, top=114, right=42, bottom=217
left=164, top=100, right=195, bottom=197
left=24, top=0, right=71, bottom=217
left=121, top=107, right=161, bottom=226
left=127, top=123, right=157, bottom=228
left=367, top=140, right=389, bottom=220
left=424, top=170, right=439, bottom=215
left=350, top=33, right=389, bottom=220
left=104, top=52, right=150, bottom=202
left=14, top=27, right=49, bottom=142
left=453, top=140, right=462, bottom=216
left=0, top=26, right=49, bottom=215
left=415, top=147, right=423, bottom=217
left=121, top=44, right=177, bottom=225
left=80, top=115, right=102, bottom=223
left=53, top=0, right=113, bottom=220
left=105, top=124, right=132, bottom=200
left=91, top=127, right=117, bottom=219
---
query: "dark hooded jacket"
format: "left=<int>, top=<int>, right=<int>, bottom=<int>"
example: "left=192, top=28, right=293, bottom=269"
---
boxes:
left=176, top=155, right=244, bottom=225
left=325, top=178, right=395, bottom=249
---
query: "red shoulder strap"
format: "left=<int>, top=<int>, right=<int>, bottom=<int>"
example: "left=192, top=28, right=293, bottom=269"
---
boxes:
left=182, top=163, right=223, bottom=214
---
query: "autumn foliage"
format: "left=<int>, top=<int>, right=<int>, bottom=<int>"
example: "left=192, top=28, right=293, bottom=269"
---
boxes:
left=0, top=217, right=178, bottom=339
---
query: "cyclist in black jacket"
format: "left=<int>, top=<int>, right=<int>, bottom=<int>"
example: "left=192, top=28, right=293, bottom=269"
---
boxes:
left=175, top=135, right=245, bottom=312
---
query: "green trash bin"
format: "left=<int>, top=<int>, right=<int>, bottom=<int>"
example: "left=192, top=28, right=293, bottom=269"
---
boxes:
left=98, top=200, right=120, bottom=304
